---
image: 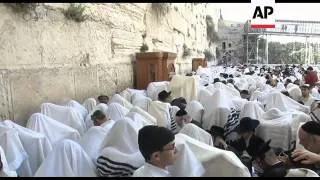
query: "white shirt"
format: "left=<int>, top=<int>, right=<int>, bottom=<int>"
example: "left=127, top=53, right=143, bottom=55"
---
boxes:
left=132, top=163, right=171, bottom=177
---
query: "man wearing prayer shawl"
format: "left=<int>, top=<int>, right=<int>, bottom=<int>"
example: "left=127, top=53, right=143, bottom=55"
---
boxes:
left=228, top=117, right=265, bottom=175
left=299, top=84, right=317, bottom=107
left=304, top=66, right=318, bottom=87
left=158, top=90, right=172, bottom=103
left=97, top=95, right=109, bottom=104
left=91, top=110, right=114, bottom=128
left=289, top=121, right=320, bottom=175
left=133, top=126, right=178, bottom=177
left=173, top=109, right=202, bottom=134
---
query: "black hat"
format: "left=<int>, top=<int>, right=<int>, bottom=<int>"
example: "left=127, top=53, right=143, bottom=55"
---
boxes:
left=301, top=121, right=320, bottom=136
left=235, top=117, right=260, bottom=133
left=158, top=90, right=171, bottom=101
left=91, top=110, right=106, bottom=121
left=208, top=125, right=225, bottom=138
left=249, top=139, right=272, bottom=160
left=138, top=126, right=175, bottom=161
left=176, top=109, right=188, bottom=117
left=171, top=97, right=187, bottom=110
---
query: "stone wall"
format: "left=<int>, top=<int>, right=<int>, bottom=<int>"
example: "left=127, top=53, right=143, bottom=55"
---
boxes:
left=0, top=3, right=218, bottom=125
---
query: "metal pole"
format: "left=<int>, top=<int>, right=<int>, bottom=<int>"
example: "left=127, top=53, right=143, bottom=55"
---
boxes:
left=256, top=35, right=259, bottom=64
left=266, top=34, right=269, bottom=64
left=246, top=32, right=249, bottom=64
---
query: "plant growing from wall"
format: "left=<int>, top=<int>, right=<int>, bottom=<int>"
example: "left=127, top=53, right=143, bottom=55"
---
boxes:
left=5, top=3, right=38, bottom=14
left=204, top=49, right=215, bottom=61
left=140, top=43, right=149, bottom=53
left=182, top=44, right=191, bottom=58
left=5, top=3, right=39, bottom=20
left=151, top=3, right=170, bottom=18
left=63, top=4, right=87, bottom=23
left=206, top=15, right=220, bottom=44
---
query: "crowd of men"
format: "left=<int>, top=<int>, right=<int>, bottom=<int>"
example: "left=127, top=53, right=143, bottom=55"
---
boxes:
left=1, top=63, right=320, bottom=177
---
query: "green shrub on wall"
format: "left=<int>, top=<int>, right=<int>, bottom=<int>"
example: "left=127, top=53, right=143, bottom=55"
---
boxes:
left=5, top=3, right=38, bottom=14
left=63, top=4, right=87, bottom=23
left=140, top=43, right=149, bottom=52
left=182, top=44, right=191, bottom=58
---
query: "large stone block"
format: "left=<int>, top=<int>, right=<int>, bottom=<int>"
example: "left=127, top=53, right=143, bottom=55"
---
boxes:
left=9, top=68, right=75, bottom=126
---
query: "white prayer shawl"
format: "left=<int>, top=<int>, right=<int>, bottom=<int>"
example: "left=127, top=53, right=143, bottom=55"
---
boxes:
left=101, top=119, right=116, bottom=132
left=82, top=98, right=97, bottom=113
left=119, top=88, right=133, bottom=102
left=198, top=88, right=212, bottom=105
left=256, top=108, right=294, bottom=151
left=169, top=75, right=200, bottom=102
left=147, top=101, right=171, bottom=128
left=286, top=168, right=319, bottom=177
left=239, top=101, right=265, bottom=120
left=26, top=113, right=81, bottom=147
left=34, top=139, right=97, bottom=177
left=129, top=106, right=157, bottom=125
left=85, top=103, right=109, bottom=130
left=311, top=88, right=320, bottom=99
left=109, top=94, right=133, bottom=110
left=125, top=112, right=153, bottom=129
left=0, top=146, right=18, bottom=177
left=79, top=126, right=107, bottom=163
left=3, top=120, right=52, bottom=177
left=120, top=88, right=147, bottom=103
left=41, top=103, right=86, bottom=135
left=185, top=100, right=204, bottom=123
left=131, top=93, right=152, bottom=111
left=146, top=81, right=171, bottom=101
left=168, top=135, right=205, bottom=177
left=235, top=78, right=249, bottom=91
left=97, top=119, right=144, bottom=177
left=231, top=98, right=248, bottom=111
left=288, top=85, right=302, bottom=101
left=211, top=82, right=241, bottom=98
left=201, top=89, right=234, bottom=129
left=67, top=100, right=88, bottom=121
left=275, top=82, right=286, bottom=91
left=106, top=103, right=129, bottom=121
left=286, top=83, right=297, bottom=90
left=263, top=91, right=309, bottom=114
left=175, top=133, right=250, bottom=177
left=290, top=112, right=312, bottom=145
left=0, top=124, right=27, bottom=172
left=180, top=123, right=213, bottom=146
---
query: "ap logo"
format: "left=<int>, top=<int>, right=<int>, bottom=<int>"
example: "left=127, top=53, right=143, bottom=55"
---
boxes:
left=251, top=0, right=276, bottom=28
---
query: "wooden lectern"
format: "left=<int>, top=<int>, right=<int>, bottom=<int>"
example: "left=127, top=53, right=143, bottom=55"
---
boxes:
left=135, top=52, right=177, bottom=90
left=192, top=58, right=208, bottom=72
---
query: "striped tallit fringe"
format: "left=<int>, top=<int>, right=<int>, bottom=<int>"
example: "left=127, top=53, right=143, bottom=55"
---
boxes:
left=96, top=156, right=139, bottom=177
left=224, top=108, right=240, bottom=140
left=169, top=107, right=178, bottom=134
left=310, top=111, right=320, bottom=124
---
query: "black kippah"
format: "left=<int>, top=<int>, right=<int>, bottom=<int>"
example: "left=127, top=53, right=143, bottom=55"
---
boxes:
left=301, top=121, right=320, bottom=136
left=138, top=126, right=175, bottom=161
left=176, top=109, right=187, bottom=117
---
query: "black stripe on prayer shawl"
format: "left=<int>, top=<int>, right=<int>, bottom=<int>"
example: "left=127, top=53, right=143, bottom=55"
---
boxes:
left=224, top=109, right=240, bottom=138
left=97, top=167, right=132, bottom=177
left=310, top=111, right=320, bottom=123
left=96, top=156, right=138, bottom=177
left=169, top=107, right=178, bottom=132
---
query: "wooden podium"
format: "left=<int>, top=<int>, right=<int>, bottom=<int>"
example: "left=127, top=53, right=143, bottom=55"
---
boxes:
left=135, top=52, right=177, bottom=90
left=192, top=58, right=207, bottom=71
